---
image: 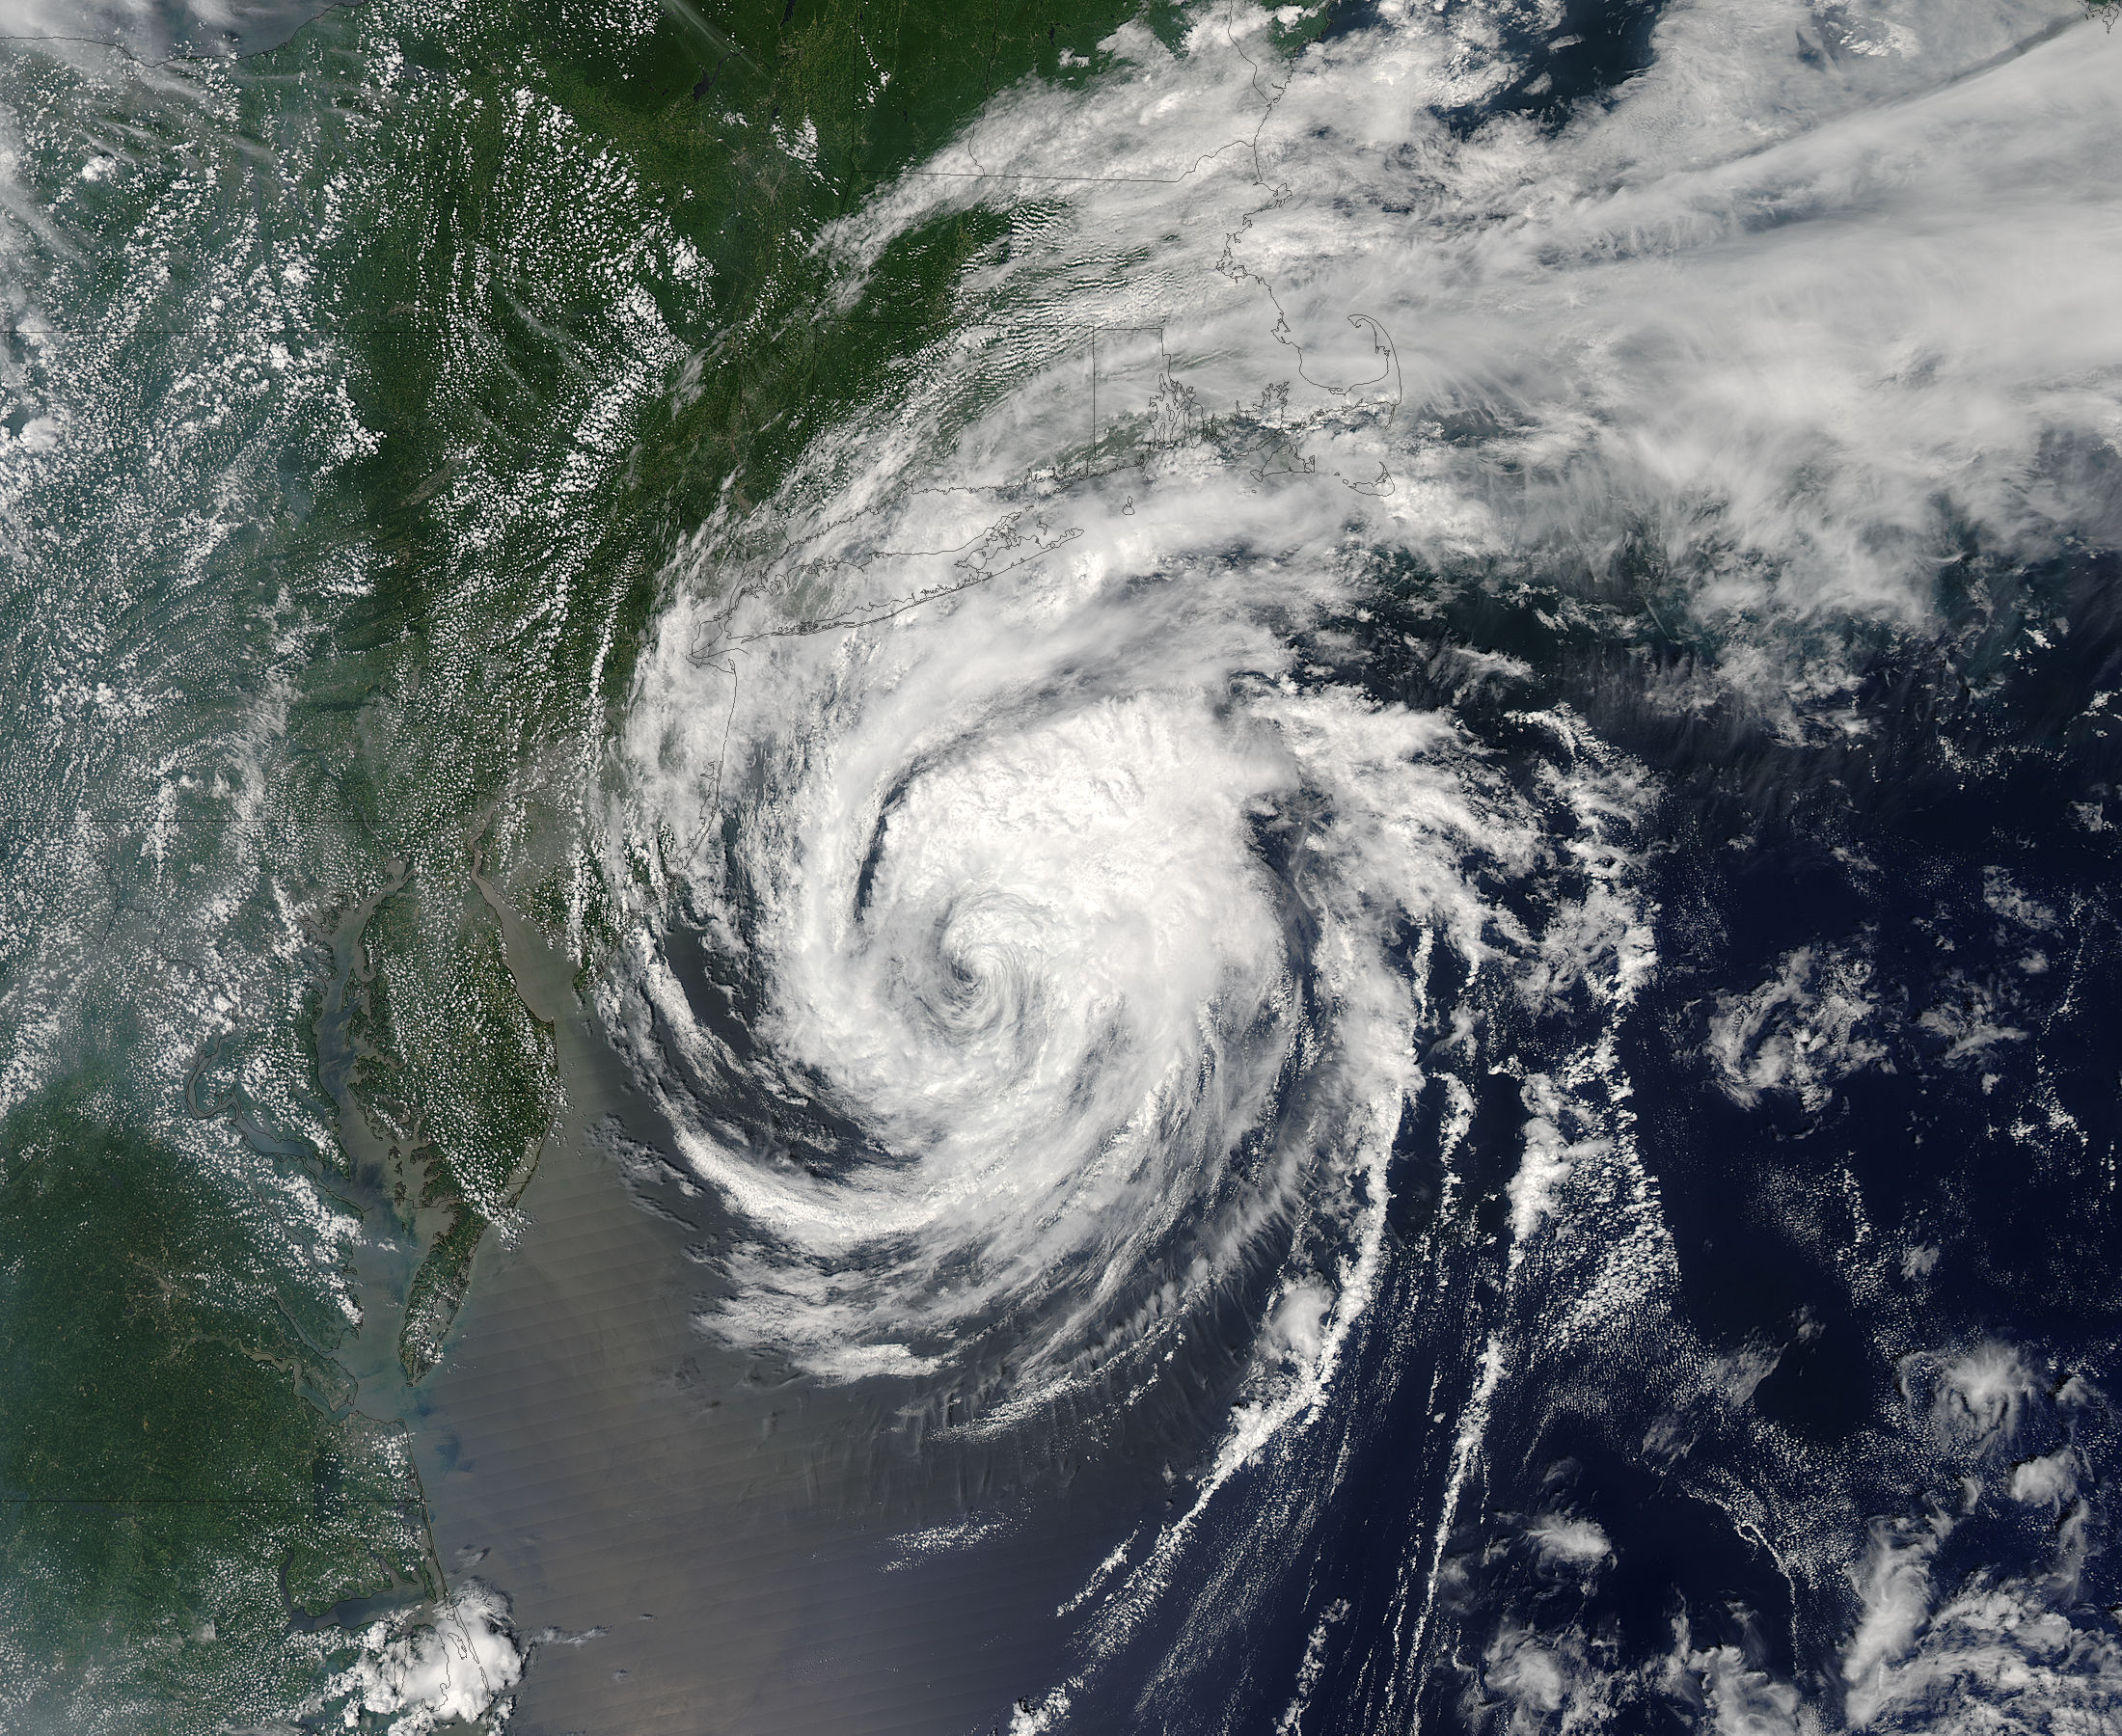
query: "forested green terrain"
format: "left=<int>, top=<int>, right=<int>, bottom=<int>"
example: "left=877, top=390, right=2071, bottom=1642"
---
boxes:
left=0, top=0, right=1310, bottom=1720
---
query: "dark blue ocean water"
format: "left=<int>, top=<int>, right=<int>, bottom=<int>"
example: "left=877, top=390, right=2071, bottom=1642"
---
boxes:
left=9, top=0, right=2111, bottom=1725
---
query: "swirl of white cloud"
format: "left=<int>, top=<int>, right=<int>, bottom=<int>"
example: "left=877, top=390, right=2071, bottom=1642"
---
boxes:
left=607, top=517, right=1587, bottom=1404
left=599, top=0, right=2115, bottom=1448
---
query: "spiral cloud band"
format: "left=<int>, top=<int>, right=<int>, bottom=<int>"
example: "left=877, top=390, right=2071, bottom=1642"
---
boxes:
left=584, top=0, right=2106, bottom=1435
left=606, top=497, right=1647, bottom=1414
left=587, top=3, right=2122, bottom=1725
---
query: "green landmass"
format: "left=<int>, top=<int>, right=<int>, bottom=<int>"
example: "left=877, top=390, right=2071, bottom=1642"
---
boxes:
left=0, top=1091, right=432, bottom=1731
left=0, top=0, right=1318, bottom=1721
left=277, top=0, right=1171, bottom=1379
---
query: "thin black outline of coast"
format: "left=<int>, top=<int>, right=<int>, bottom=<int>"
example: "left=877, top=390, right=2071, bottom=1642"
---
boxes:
left=0, top=0, right=375, bottom=66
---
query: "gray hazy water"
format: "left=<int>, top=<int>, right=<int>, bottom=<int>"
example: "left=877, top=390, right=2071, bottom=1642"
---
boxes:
left=1, top=0, right=354, bottom=61
left=384, top=897, right=1133, bottom=1734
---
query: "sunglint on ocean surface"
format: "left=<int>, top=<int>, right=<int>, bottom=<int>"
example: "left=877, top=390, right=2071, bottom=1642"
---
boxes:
left=1, top=0, right=2120, bottom=1728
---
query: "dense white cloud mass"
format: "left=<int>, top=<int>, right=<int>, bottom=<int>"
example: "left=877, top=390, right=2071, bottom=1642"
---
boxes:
left=595, top=0, right=2122, bottom=1727
left=813, top=0, right=2121, bottom=648
left=610, top=523, right=1653, bottom=1401
left=320, top=1582, right=523, bottom=1734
